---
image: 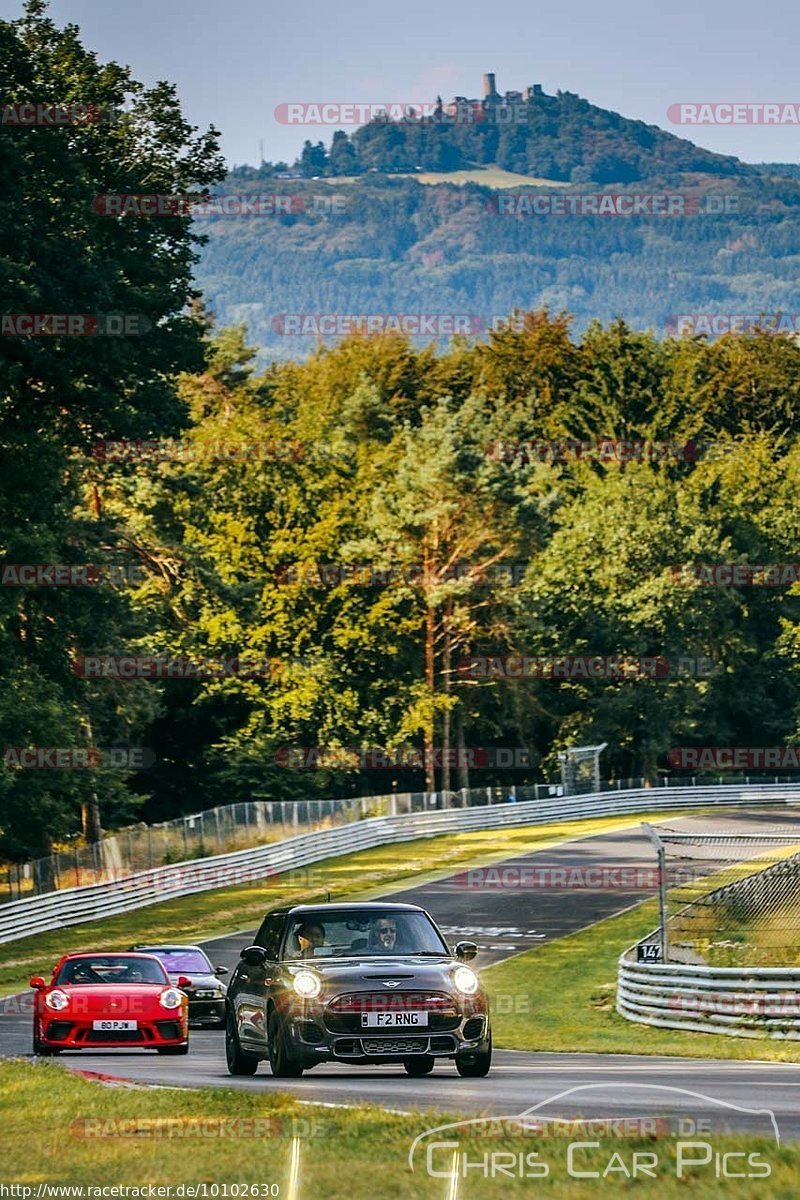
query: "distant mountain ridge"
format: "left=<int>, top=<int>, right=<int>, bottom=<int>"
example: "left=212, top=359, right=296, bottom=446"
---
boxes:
left=199, top=78, right=800, bottom=360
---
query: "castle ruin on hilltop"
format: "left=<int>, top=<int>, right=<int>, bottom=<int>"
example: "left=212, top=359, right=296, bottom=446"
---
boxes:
left=442, top=74, right=546, bottom=118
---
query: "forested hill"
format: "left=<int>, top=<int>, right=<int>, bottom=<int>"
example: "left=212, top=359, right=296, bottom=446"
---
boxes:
left=192, top=87, right=800, bottom=362
left=247, top=86, right=752, bottom=184
left=195, top=167, right=800, bottom=363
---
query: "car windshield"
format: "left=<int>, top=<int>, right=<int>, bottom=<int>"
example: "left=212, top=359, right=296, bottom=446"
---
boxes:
left=283, top=910, right=448, bottom=959
left=143, top=949, right=212, bottom=974
left=55, top=956, right=169, bottom=985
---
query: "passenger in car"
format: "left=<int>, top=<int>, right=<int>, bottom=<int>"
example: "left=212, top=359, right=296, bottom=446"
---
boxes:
left=288, top=921, right=325, bottom=958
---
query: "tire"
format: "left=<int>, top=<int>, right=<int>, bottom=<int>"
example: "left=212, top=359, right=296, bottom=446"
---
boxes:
left=267, top=1010, right=304, bottom=1078
left=403, top=1056, right=435, bottom=1077
left=157, top=1044, right=189, bottom=1055
left=225, top=1010, right=259, bottom=1076
left=455, top=1032, right=492, bottom=1078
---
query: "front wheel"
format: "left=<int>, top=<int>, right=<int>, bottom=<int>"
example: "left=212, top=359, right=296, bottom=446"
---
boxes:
left=403, top=1056, right=435, bottom=1077
left=455, top=1032, right=492, bottom=1078
left=267, top=1010, right=304, bottom=1078
left=225, top=1010, right=259, bottom=1076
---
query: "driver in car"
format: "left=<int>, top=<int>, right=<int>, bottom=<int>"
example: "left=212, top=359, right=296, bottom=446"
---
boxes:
left=68, top=961, right=101, bottom=984
left=368, top=916, right=401, bottom=953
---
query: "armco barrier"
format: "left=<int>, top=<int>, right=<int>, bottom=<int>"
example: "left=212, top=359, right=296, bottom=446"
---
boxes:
left=617, top=954, right=800, bottom=1039
left=2, top=782, right=800, bottom=946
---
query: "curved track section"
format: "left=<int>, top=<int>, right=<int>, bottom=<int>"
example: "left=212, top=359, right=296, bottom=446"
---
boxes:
left=4, top=809, right=800, bottom=1139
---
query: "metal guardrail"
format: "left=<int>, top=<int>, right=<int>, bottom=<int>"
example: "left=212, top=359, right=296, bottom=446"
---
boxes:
left=2, top=782, right=800, bottom=946
left=9, top=773, right=799, bottom=902
left=617, top=954, right=800, bottom=1039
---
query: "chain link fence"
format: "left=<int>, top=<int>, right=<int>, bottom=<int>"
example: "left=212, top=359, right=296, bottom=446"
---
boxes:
left=2, top=781, right=569, bottom=902
left=642, top=824, right=800, bottom=967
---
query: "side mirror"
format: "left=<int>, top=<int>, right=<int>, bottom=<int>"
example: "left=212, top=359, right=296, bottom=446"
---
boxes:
left=29, top=977, right=46, bottom=989
left=215, top=966, right=228, bottom=976
left=176, top=976, right=192, bottom=989
left=240, top=945, right=268, bottom=967
left=454, top=941, right=478, bottom=962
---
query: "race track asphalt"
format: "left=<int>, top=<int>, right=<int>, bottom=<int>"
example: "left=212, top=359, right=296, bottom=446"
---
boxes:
left=3, top=808, right=800, bottom=1139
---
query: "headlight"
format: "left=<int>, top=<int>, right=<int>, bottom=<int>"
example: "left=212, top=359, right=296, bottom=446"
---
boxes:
left=159, top=987, right=184, bottom=1010
left=453, top=966, right=479, bottom=995
left=292, top=970, right=321, bottom=999
left=45, top=989, right=69, bottom=1011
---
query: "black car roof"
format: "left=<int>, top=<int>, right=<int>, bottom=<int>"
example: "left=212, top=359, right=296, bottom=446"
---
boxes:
left=286, top=902, right=426, bottom=914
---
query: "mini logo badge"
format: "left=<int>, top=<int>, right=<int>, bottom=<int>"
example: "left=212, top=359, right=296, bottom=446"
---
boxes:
left=382, top=981, right=401, bottom=988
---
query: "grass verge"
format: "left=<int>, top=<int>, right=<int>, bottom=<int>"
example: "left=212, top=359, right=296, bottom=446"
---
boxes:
left=0, top=1059, right=796, bottom=1196
left=487, top=899, right=800, bottom=1063
left=0, top=811, right=685, bottom=995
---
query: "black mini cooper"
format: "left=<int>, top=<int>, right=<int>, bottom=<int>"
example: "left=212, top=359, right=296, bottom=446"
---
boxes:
left=225, top=902, right=492, bottom=1078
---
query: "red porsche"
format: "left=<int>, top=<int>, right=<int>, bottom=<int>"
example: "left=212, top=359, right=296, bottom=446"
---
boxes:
left=30, top=952, right=190, bottom=1055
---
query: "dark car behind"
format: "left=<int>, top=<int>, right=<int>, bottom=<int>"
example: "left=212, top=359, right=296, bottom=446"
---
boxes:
left=132, top=944, right=228, bottom=1028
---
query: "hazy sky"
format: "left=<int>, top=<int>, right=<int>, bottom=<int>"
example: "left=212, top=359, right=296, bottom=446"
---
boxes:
left=4, top=0, right=800, bottom=168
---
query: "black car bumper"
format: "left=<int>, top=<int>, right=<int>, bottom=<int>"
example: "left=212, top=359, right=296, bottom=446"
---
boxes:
left=287, top=1013, right=490, bottom=1063
left=187, top=997, right=226, bottom=1026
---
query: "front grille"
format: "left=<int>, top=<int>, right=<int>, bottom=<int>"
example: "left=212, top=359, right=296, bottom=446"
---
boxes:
left=156, top=1021, right=183, bottom=1039
left=86, top=1029, right=145, bottom=1043
left=189, top=1002, right=225, bottom=1017
left=45, top=1021, right=72, bottom=1040
left=331, top=1035, right=456, bottom=1058
left=463, top=1016, right=485, bottom=1040
left=328, top=991, right=453, bottom=1012
left=362, top=1037, right=428, bottom=1055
